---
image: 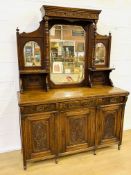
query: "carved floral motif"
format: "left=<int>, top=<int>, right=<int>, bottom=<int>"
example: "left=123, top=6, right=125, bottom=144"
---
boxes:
left=69, top=117, right=86, bottom=145
left=46, top=11, right=98, bottom=20
left=103, top=114, right=115, bottom=139
left=20, top=96, right=126, bottom=115
left=32, top=120, right=49, bottom=152
left=21, top=103, right=56, bottom=114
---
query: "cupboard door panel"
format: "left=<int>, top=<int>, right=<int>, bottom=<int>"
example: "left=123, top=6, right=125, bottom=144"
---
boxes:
left=96, top=105, right=122, bottom=146
left=31, top=119, right=50, bottom=153
left=60, top=108, right=95, bottom=153
left=22, top=112, right=56, bottom=159
left=67, top=115, right=87, bottom=146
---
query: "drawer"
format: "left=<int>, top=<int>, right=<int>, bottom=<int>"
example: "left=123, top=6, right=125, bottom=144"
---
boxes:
left=97, top=96, right=126, bottom=105
left=20, top=103, right=57, bottom=114
left=59, top=98, right=96, bottom=111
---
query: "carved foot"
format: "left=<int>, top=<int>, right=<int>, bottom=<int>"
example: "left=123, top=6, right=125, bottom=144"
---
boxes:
left=55, top=158, right=58, bottom=164
left=118, top=144, right=121, bottom=150
left=23, top=165, right=27, bottom=170
left=93, top=149, right=96, bottom=155
left=23, top=160, right=27, bottom=170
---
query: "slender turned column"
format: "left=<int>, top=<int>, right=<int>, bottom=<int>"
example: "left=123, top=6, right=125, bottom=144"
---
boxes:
left=44, top=16, right=50, bottom=91
left=44, top=16, right=50, bottom=72
left=92, top=22, right=97, bottom=70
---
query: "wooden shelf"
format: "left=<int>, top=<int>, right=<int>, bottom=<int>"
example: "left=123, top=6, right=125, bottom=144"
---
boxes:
left=20, top=70, right=48, bottom=74
left=88, top=67, right=115, bottom=72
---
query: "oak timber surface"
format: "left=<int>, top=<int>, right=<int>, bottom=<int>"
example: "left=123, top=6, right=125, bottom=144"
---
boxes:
left=19, top=86, right=129, bottom=105
left=0, top=130, right=131, bottom=175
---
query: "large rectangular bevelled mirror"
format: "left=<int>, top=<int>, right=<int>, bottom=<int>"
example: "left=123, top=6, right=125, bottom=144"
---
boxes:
left=50, top=24, right=85, bottom=84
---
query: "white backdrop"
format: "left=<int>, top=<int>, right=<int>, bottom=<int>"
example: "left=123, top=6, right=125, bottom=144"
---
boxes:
left=0, top=0, right=131, bottom=153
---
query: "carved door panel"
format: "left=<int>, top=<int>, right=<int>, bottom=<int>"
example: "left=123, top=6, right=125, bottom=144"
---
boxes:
left=22, top=112, right=57, bottom=160
left=59, top=108, right=95, bottom=153
left=96, top=105, right=122, bottom=146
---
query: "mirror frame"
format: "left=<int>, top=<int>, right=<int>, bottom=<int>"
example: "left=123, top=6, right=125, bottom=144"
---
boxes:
left=20, top=38, right=43, bottom=70
left=95, top=33, right=111, bottom=68
left=47, top=19, right=91, bottom=88
left=49, top=24, right=86, bottom=85
left=23, top=41, right=41, bottom=67
left=16, top=22, right=45, bottom=71
left=95, top=42, right=106, bottom=66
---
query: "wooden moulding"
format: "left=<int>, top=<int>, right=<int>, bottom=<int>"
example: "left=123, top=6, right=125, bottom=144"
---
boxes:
left=40, top=5, right=101, bottom=20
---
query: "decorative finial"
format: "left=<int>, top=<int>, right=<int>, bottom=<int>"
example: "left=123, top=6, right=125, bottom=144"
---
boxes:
left=16, top=27, right=19, bottom=33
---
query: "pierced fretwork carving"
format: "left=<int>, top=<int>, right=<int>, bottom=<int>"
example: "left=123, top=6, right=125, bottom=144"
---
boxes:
left=32, top=120, right=49, bottom=152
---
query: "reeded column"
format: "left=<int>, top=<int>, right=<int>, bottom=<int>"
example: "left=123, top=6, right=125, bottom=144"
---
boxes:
left=44, top=16, right=50, bottom=72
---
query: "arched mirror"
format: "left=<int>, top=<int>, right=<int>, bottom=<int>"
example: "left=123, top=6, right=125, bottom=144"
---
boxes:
left=24, top=41, right=41, bottom=67
left=95, top=43, right=106, bottom=65
left=49, top=25, right=85, bottom=84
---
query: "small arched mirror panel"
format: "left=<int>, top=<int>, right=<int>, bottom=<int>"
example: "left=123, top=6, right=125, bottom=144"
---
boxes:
left=95, top=43, right=106, bottom=65
left=24, top=41, right=41, bottom=67
left=50, top=25, right=85, bottom=84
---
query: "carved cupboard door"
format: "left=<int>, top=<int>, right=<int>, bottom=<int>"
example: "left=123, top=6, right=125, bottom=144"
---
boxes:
left=59, top=108, right=95, bottom=154
left=22, top=112, right=57, bottom=160
left=96, top=104, right=123, bottom=147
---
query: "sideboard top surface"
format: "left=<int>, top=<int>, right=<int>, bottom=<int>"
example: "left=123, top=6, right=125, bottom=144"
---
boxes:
left=19, top=86, right=129, bottom=105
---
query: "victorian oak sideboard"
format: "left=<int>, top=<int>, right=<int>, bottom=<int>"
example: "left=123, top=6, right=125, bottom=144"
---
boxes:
left=16, top=5, right=129, bottom=169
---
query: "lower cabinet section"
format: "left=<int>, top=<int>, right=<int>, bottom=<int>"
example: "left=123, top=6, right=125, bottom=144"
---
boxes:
left=59, top=108, right=95, bottom=154
left=21, top=112, right=57, bottom=168
left=95, top=104, right=124, bottom=148
left=20, top=102, right=126, bottom=169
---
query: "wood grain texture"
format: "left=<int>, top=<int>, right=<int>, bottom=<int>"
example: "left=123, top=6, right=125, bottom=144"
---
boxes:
left=40, top=5, right=101, bottom=20
left=0, top=130, right=131, bottom=174
left=19, top=86, right=128, bottom=105
left=19, top=86, right=129, bottom=169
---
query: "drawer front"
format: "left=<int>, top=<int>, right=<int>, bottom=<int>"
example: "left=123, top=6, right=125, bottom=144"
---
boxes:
left=20, top=103, right=57, bottom=114
left=59, top=96, right=126, bottom=111
left=20, top=96, right=126, bottom=114
left=97, top=96, right=126, bottom=106
left=59, top=98, right=96, bottom=111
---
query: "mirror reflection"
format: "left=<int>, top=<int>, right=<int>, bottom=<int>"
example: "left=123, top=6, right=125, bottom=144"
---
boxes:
left=24, top=41, right=41, bottom=67
left=95, top=43, right=106, bottom=65
left=50, top=25, right=85, bottom=84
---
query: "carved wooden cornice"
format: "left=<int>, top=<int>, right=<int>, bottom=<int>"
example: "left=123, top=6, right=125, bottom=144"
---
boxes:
left=40, top=5, right=101, bottom=20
